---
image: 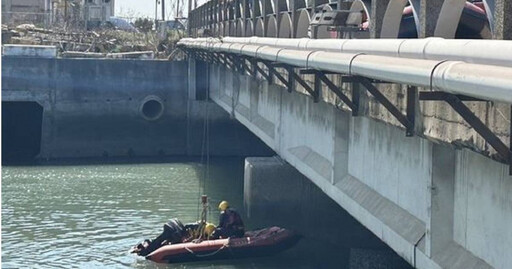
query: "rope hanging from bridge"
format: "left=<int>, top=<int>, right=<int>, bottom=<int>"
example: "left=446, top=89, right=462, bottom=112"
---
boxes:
left=196, top=70, right=211, bottom=232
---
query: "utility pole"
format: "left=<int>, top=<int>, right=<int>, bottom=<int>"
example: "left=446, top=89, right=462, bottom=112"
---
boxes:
left=162, top=0, right=165, bottom=21
left=176, top=0, right=180, bottom=19
left=155, top=0, right=158, bottom=27
left=64, top=0, right=68, bottom=24
left=187, top=0, right=192, bottom=34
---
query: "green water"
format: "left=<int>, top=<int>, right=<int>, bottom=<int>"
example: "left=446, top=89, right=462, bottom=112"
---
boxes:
left=1, top=158, right=310, bottom=269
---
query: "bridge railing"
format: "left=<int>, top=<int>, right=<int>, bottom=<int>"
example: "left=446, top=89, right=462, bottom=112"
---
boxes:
left=188, top=0, right=512, bottom=40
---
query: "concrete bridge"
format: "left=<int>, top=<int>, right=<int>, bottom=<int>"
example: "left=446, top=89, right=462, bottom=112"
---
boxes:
left=2, top=0, right=512, bottom=267
left=183, top=0, right=512, bottom=268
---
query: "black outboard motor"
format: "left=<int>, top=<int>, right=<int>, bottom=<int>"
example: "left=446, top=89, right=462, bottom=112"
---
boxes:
left=136, top=218, right=186, bottom=256
left=163, top=218, right=185, bottom=244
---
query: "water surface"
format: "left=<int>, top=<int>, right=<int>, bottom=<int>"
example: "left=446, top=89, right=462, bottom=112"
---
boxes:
left=2, top=158, right=311, bottom=268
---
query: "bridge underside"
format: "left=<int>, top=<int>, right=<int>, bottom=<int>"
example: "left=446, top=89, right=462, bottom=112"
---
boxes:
left=203, top=62, right=511, bottom=269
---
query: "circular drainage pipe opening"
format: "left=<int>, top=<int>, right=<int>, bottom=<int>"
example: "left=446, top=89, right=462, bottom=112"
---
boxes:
left=140, top=96, right=164, bottom=121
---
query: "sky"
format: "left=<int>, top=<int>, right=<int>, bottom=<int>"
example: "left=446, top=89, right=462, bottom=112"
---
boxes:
left=115, top=0, right=206, bottom=19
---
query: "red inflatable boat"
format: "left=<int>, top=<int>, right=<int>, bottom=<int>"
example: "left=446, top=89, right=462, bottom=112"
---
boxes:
left=145, top=227, right=300, bottom=264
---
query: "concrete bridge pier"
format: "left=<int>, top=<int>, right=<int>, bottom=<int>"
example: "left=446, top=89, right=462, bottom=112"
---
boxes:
left=244, top=156, right=412, bottom=268
left=188, top=58, right=209, bottom=100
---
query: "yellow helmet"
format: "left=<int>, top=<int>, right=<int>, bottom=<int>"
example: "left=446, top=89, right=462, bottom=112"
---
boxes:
left=218, top=201, right=229, bottom=211
left=204, top=223, right=216, bottom=237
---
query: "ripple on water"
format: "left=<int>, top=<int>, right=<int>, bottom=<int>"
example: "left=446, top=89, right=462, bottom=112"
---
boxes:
left=2, top=160, right=267, bottom=269
left=1, top=160, right=324, bottom=269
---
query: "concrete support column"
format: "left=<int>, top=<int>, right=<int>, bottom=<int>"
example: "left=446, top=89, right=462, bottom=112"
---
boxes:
left=244, top=156, right=410, bottom=267
left=426, top=144, right=455, bottom=257
left=188, top=58, right=208, bottom=100
left=244, top=156, right=373, bottom=245
left=244, top=156, right=304, bottom=223
left=418, top=0, right=444, bottom=38
left=197, top=61, right=209, bottom=100
left=248, top=77, right=260, bottom=120
left=289, top=0, right=296, bottom=38
left=493, top=0, right=512, bottom=39
left=332, top=110, right=349, bottom=185
left=370, top=0, right=391, bottom=38
left=230, top=63, right=241, bottom=117
left=188, top=57, right=197, bottom=100
left=414, top=0, right=467, bottom=38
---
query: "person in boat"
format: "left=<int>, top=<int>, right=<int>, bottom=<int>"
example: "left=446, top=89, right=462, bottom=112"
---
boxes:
left=211, top=201, right=245, bottom=239
left=132, top=219, right=216, bottom=256
left=182, top=222, right=216, bottom=242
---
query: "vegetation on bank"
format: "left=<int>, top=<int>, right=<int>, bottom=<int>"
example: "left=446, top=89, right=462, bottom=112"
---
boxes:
left=2, top=19, right=187, bottom=60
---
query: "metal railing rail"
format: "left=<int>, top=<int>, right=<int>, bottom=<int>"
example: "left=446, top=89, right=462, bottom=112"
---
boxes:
left=179, top=38, right=512, bottom=104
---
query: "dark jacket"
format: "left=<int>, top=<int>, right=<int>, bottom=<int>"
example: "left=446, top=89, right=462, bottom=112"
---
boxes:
left=219, top=208, right=244, bottom=232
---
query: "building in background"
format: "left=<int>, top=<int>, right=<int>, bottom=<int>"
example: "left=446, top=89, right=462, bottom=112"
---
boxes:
left=83, top=0, right=115, bottom=28
left=2, top=0, right=115, bottom=29
left=2, top=0, right=53, bottom=26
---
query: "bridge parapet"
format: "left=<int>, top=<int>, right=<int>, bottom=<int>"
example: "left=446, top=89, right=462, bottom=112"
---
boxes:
left=188, top=0, right=512, bottom=39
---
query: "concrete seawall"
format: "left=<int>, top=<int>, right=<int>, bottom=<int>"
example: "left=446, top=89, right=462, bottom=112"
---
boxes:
left=1, top=57, right=273, bottom=161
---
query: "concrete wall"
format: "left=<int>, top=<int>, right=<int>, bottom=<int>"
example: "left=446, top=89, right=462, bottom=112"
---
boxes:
left=454, top=150, right=512, bottom=269
left=1, top=57, right=273, bottom=160
left=209, top=64, right=511, bottom=269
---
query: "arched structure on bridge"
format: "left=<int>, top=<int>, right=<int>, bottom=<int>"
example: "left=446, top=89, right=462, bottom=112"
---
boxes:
left=381, top=0, right=411, bottom=38
left=278, top=13, right=293, bottom=38
left=276, top=0, right=289, bottom=12
left=253, top=0, right=262, bottom=17
left=229, top=21, right=236, bottom=36
left=236, top=19, right=245, bottom=36
left=435, top=0, right=466, bottom=38
left=187, top=0, right=497, bottom=40
left=436, top=1, right=491, bottom=39
left=224, top=21, right=230, bottom=36
left=482, top=0, right=495, bottom=33
left=255, top=18, right=265, bottom=36
left=263, top=0, right=275, bottom=15
left=350, top=0, right=371, bottom=20
left=295, top=9, right=310, bottom=38
left=245, top=20, right=254, bottom=36
left=235, top=0, right=242, bottom=18
left=266, top=15, right=278, bottom=37
left=295, top=0, right=307, bottom=9
left=218, top=22, right=224, bottom=36
left=212, top=23, right=218, bottom=36
left=381, top=0, right=490, bottom=39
